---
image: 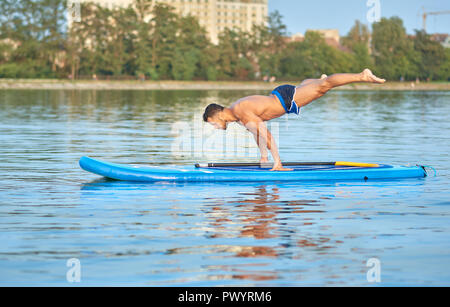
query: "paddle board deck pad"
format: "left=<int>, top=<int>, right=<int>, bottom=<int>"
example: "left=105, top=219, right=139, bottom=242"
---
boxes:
left=79, top=156, right=427, bottom=182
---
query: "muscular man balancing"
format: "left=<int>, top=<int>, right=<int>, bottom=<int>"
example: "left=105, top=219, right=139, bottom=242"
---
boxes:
left=203, top=69, right=386, bottom=171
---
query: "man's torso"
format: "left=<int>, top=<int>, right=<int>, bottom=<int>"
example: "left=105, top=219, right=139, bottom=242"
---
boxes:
left=229, top=95, right=286, bottom=124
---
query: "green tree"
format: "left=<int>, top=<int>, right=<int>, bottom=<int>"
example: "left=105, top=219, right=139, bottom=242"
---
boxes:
left=93, top=6, right=137, bottom=76
left=216, top=29, right=255, bottom=80
left=342, top=20, right=370, bottom=50
left=252, top=10, right=288, bottom=78
left=199, top=44, right=220, bottom=81
left=413, top=30, right=446, bottom=80
left=279, top=31, right=354, bottom=80
left=216, top=29, right=240, bottom=79
left=0, top=0, right=67, bottom=78
left=372, top=17, right=419, bottom=80
left=174, top=15, right=210, bottom=80
left=172, top=49, right=199, bottom=80
left=2, top=0, right=449, bottom=82
left=437, top=48, right=450, bottom=81
left=351, top=42, right=374, bottom=72
left=341, top=20, right=373, bottom=72
left=134, top=0, right=153, bottom=78
left=150, top=3, right=178, bottom=79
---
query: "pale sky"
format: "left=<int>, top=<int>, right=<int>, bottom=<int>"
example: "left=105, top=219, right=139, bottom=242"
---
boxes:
left=269, top=0, right=450, bottom=36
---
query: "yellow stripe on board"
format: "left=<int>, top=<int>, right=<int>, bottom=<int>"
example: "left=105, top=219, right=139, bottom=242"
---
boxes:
left=335, top=161, right=380, bottom=168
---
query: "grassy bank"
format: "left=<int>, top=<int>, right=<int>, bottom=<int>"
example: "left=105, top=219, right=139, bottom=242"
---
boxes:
left=0, top=79, right=449, bottom=91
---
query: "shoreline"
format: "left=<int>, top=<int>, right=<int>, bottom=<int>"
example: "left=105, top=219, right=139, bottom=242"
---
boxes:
left=0, top=79, right=449, bottom=91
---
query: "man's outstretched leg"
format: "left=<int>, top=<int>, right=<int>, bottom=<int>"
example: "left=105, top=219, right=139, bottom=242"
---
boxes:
left=298, top=74, right=328, bottom=86
left=294, top=69, right=385, bottom=108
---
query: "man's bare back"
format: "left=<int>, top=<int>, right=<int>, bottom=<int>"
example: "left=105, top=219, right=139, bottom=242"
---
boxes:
left=203, top=69, right=386, bottom=171
left=230, top=95, right=286, bottom=122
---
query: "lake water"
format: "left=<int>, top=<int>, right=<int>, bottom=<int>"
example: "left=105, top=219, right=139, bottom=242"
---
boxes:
left=0, top=89, right=449, bottom=286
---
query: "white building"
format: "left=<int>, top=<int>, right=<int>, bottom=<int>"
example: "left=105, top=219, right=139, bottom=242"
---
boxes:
left=443, top=36, right=450, bottom=49
left=74, top=0, right=269, bottom=44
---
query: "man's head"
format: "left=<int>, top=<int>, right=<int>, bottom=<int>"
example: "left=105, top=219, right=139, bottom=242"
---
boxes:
left=203, top=104, right=227, bottom=130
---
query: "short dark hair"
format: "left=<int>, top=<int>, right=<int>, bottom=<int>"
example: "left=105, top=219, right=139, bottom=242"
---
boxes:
left=203, top=104, right=224, bottom=122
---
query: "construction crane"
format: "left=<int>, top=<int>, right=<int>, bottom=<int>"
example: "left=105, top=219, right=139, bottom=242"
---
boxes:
left=422, top=9, right=450, bottom=32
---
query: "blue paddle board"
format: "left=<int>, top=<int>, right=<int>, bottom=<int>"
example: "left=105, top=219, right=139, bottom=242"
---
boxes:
left=79, top=156, right=427, bottom=182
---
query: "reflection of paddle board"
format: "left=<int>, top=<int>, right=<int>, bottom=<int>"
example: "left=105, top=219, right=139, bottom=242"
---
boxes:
left=79, top=156, right=427, bottom=182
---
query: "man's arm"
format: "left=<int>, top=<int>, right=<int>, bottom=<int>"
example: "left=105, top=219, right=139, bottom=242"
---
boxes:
left=251, top=131, right=269, bottom=163
left=242, top=116, right=292, bottom=171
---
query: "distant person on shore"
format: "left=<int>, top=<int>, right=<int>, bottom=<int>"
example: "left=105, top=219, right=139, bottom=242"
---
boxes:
left=202, top=69, right=386, bottom=171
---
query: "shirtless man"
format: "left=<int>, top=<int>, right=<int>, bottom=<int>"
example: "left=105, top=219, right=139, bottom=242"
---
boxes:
left=203, top=69, right=386, bottom=171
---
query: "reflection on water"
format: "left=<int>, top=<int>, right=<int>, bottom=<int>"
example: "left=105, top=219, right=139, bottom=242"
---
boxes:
left=74, top=175, right=442, bottom=286
left=0, top=89, right=449, bottom=286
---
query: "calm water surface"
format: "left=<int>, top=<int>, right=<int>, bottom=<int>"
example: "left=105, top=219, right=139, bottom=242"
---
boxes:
left=0, top=89, right=449, bottom=286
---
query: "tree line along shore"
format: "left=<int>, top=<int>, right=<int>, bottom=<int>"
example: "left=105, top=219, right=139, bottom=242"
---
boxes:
left=0, top=79, right=448, bottom=91
left=0, top=1, right=448, bottom=83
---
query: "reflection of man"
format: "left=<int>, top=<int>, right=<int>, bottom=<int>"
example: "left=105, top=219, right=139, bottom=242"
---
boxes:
left=203, top=69, right=385, bottom=171
left=205, top=185, right=329, bottom=262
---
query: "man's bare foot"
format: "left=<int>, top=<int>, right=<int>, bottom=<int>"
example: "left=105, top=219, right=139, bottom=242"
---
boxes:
left=260, top=157, right=269, bottom=163
left=260, top=158, right=272, bottom=168
left=361, top=68, right=386, bottom=84
left=270, top=163, right=293, bottom=172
